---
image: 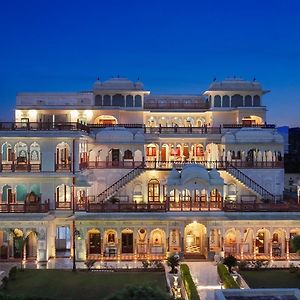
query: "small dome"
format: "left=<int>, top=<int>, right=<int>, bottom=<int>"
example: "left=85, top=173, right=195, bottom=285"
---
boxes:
left=93, top=77, right=144, bottom=91
left=181, top=164, right=209, bottom=184
left=209, top=168, right=221, bottom=179
left=221, top=132, right=236, bottom=144
left=167, top=167, right=181, bottom=185
left=96, top=127, right=133, bottom=143
left=235, top=128, right=274, bottom=143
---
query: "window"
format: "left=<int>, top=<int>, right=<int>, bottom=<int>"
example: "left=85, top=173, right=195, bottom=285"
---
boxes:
left=135, top=95, right=142, bottom=107
left=95, top=95, right=102, bottom=106
left=245, top=95, right=252, bottom=106
left=103, top=95, right=111, bottom=106
left=214, top=95, right=221, bottom=107
left=222, top=95, right=230, bottom=107
left=112, top=94, right=125, bottom=106
left=231, top=94, right=243, bottom=107
left=123, top=150, right=133, bottom=159
left=148, top=179, right=160, bottom=202
left=126, top=95, right=133, bottom=107
left=253, top=95, right=260, bottom=106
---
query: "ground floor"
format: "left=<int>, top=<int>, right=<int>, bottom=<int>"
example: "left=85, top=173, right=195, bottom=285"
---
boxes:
left=0, top=215, right=300, bottom=262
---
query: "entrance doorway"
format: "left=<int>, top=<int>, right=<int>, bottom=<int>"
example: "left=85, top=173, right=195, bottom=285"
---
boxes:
left=55, top=226, right=71, bottom=257
left=89, top=232, right=101, bottom=255
left=111, top=149, right=120, bottom=166
left=184, top=222, right=207, bottom=258
left=121, top=232, right=133, bottom=253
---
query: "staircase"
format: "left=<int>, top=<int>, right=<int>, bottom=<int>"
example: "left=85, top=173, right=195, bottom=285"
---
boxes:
left=225, top=162, right=276, bottom=202
left=97, top=163, right=145, bottom=202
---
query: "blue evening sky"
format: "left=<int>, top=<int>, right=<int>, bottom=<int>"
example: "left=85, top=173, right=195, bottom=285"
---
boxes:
left=0, top=0, right=299, bottom=126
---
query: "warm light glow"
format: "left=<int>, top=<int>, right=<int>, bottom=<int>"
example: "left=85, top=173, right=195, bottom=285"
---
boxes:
left=15, top=110, right=21, bottom=119
left=84, top=110, right=93, bottom=120
left=28, top=110, right=37, bottom=120
left=71, top=110, right=79, bottom=119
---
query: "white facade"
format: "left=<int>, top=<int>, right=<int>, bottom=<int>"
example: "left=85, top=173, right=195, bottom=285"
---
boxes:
left=0, top=76, right=298, bottom=263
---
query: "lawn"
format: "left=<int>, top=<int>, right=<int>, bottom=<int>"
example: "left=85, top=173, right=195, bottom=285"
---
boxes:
left=239, top=269, right=300, bottom=288
left=3, top=269, right=167, bottom=300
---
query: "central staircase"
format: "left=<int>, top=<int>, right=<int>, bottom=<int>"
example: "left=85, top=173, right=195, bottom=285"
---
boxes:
left=97, top=162, right=145, bottom=202
left=225, top=162, right=276, bottom=202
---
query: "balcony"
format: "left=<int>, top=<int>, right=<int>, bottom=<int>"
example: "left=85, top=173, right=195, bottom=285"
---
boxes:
left=0, top=202, right=49, bottom=213
left=55, top=163, right=72, bottom=172
left=144, top=126, right=221, bottom=134
left=79, top=160, right=284, bottom=170
left=223, top=124, right=276, bottom=129
left=144, top=101, right=209, bottom=110
left=0, top=163, right=41, bottom=172
left=0, top=122, right=90, bottom=132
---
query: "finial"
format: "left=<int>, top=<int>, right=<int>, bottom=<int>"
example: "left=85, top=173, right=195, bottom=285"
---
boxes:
left=253, top=77, right=256, bottom=81
left=137, top=76, right=140, bottom=81
left=97, top=77, right=100, bottom=81
left=213, top=77, right=216, bottom=82
left=117, top=74, right=120, bottom=78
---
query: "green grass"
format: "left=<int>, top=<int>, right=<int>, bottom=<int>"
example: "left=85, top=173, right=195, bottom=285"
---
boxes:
left=240, top=269, right=300, bottom=288
left=3, top=269, right=167, bottom=300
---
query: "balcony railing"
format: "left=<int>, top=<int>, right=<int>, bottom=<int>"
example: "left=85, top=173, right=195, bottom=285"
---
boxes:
left=144, top=126, right=221, bottom=134
left=144, top=102, right=210, bottom=110
left=223, top=124, right=276, bottom=129
left=0, top=122, right=90, bottom=132
left=79, top=160, right=283, bottom=170
left=55, top=163, right=72, bottom=172
left=0, top=163, right=41, bottom=172
left=55, top=201, right=72, bottom=209
left=0, top=202, right=49, bottom=213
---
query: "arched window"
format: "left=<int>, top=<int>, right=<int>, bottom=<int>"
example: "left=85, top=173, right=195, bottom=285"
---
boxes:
left=245, top=95, right=252, bottom=106
left=214, top=95, right=221, bottom=107
left=95, top=95, right=102, bottom=106
left=231, top=94, right=243, bottom=107
left=135, top=95, right=142, bottom=107
left=123, top=150, right=133, bottom=160
left=2, top=143, right=12, bottom=161
left=126, top=95, right=133, bottom=107
left=148, top=179, right=160, bottom=202
left=30, top=142, right=40, bottom=162
left=112, top=94, right=125, bottom=106
left=253, top=95, right=261, bottom=106
left=103, top=95, right=111, bottom=106
left=56, top=142, right=70, bottom=164
left=56, top=184, right=71, bottom=202
left=181, top=189, right=190, bottom=202
left=222, top=95, right=230, bottom=107
left=14, top=142, right=28, bottom=164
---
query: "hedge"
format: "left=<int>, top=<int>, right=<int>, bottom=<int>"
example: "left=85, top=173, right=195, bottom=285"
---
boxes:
left=180, top=264, right=200, bottom=300
left=217, top=263, right=240, bottom=289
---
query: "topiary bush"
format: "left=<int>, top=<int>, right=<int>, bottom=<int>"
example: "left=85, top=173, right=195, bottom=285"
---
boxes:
left=8, top=266, right=17, bottom=281
left=217, top=263, right=240, bottom=289
left=180, top=264, right=200, bottom=300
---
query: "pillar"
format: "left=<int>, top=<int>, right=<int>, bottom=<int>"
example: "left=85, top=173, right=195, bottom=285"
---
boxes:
left=286, top=238, right=290, bottom=260
left=269, top=239, right=273, bottom=260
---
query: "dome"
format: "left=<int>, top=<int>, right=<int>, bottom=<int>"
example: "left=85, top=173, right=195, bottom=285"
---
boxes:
left=93, top=77, right=144, bottom=91
left=96, top=128, right=133, bottom=143
left=206, top=78, right=263, bottom=92
left=235, top=128, right=274, bottom=143
left=221, top=132, right=236, bottom=144
left=166, top=167, right=181, bottom=185
left=181, top=164, right=209, bottom=184
left=93, top=78, right=102, bottom=90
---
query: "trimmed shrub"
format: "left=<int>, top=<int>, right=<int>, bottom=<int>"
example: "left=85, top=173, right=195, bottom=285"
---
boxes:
left=8, top=266, right=17, bottom=280
left=180, top=264, right=200, bottom=300
left=217, top=263, right=240, bottom=289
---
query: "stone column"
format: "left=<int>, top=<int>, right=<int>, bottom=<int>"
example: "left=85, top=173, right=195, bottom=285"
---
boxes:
left=269, top=239, right=273, bottom=260
left=286, top=238, right=290, bottom=260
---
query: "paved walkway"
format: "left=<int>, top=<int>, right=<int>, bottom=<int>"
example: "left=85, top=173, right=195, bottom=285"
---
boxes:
left=185, top=261, right=220, bottom=300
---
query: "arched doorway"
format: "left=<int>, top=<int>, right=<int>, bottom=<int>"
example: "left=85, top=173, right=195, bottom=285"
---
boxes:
left=25, top=231, right=37, bottom=259
left=88, top=229, right=101, bottom=255
left=121, top=229, right=134, bottom=254
left=0, top=230, right=8, bottom=259
left=94, top=115, right=117, bottom=125
left=150, top=229, right=165, bottom=255
left=184, top=222, right=207, bottom=258
left=12, top=228, right=24, bottom=259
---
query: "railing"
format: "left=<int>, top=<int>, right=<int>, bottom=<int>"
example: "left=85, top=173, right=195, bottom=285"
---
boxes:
left=223, top=124, right=276, bottom=129
left=223, top=201, right=300, bottom=212
left=0, top=202, right=49, bottom=213
left=144, top=126, right=221, bottom=134
left=55, top=163, right=72, bottom=172
left=225, top=162, right=276, bottom=202
left=88, top=123, right=143, bottom=128
left=80, top=161, right=143, bottom=170
left=144, top=102, right=210, bottom=110
left=79, top=160, right=284, bottom=170
left=55, top=201, right=72, bottom=209
left=0, top=122, right=90, bottom=132
left=97, top=163, right=145, bottom=202
left=0, top=163, right=41, bottom=172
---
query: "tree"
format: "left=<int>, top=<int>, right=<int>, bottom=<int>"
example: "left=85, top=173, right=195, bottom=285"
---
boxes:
left=223, top=255, right=237, bottom=273
left=104, top=284, right=173, bottom=300
left=167, top=253, right=180, bottom=274
left=292, top=235, right=300, bottom=253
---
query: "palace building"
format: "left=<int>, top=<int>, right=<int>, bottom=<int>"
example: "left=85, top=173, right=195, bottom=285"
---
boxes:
left=0, top=76, right=299, bottom=263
